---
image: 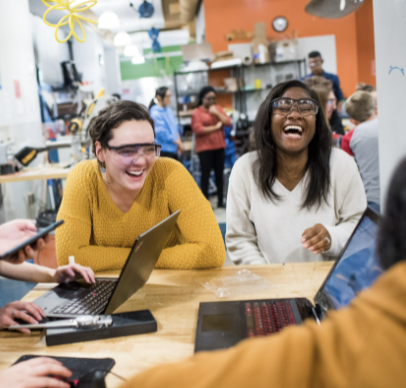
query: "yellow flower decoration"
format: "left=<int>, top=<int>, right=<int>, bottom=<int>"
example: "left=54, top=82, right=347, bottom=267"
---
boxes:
left=42, top=0, right=98, bottom=43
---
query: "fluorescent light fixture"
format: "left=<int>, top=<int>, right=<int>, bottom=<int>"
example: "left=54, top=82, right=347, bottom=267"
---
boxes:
left=132, top=55, right=145, bottom=65
left=114, top=32, right=132, bottom=47
left=340, top=0, right=346, bottom=11
left=98, top=11, right=120, bottom=30
left=124, top=45, right=140, bottom=57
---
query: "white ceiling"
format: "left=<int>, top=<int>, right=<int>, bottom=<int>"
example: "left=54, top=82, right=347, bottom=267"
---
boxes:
left=91, top=0, right=166, bottom=32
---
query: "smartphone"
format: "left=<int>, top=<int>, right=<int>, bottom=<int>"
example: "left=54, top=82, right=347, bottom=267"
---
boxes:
left=0, top=220, right=64, bottom=260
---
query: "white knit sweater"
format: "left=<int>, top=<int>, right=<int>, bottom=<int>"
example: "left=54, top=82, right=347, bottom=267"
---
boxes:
left=226, top=148, right=367, bottom=265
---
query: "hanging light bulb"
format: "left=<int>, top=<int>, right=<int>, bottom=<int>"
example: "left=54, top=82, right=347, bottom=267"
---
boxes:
left=124, top=45, right=140, bottom=57
left=98, top=11, right=120, bottom=30
left=340, top=0, right=346, bottom=11
left=114, top=32, right=132, bottom=47
left=132, top=53, right=145, bottom=65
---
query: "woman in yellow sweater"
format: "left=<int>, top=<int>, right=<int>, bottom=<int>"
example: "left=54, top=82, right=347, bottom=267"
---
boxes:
left=118, top=157, right=406, bottom=387
left=56, top=101, right=225, bottom=272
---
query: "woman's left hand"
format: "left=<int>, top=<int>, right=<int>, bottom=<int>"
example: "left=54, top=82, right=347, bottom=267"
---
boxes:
left=53, top=264, right=96, bottom=284
left=301, top=224, right=331, bottom=255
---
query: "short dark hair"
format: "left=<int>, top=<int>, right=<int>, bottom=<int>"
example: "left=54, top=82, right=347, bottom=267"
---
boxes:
left=90, top=100, right=155, bottom=167
left=197, top=86, right=216, bottom=107
left=253, top=80, right=332, bottom=209
left=377, top=157, right=406, bottom=270
left=308, top=51, right=322, bottom=59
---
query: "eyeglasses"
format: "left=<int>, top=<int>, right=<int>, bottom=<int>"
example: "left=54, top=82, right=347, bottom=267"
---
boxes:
left=327, top=98, right=337, bottom=106
left=270, top=97, right=319, bottom=116
left=106, top=142, right=161, bottom=164
left=204, top=96, right=216, bottom=101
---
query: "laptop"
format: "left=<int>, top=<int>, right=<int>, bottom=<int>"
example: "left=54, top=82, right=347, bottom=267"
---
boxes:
left=34, top=210, right=180, bottom=318
left=195, top=207, right=382, bottom=352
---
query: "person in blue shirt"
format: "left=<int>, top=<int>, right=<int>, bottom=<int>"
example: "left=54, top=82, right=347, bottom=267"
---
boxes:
left=302, top=51, right=344, bottom=112
left=149, top=87, right=184, bottom=160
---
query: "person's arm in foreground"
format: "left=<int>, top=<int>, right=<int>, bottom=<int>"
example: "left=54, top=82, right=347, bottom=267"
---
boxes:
left=155, top=162, right=225, bottom=269
left=56, top=163, right=131, bottom=272
left=191, top=109, right=223, bottom=135
left=0, top=357, right=72, bottom=388
left=119, top=262, right=406, bottom=388
left=226, top=157, right=266, bottom=265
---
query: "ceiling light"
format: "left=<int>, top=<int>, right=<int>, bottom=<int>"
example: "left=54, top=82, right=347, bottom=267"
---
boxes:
left=124, top=45, right=140, bottom=57
left=114, top=32, right=132, bottom=47
left=132, top=55, right=145, bottom=65
left=340, top=0, right=346, bottom=11
left=98, top=11, right=120, bottom=30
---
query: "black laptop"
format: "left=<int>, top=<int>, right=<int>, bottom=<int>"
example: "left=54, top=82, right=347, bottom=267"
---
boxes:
left=34, top=210, right=180, bottom=318
left=195, top=207, right=382, bottom=352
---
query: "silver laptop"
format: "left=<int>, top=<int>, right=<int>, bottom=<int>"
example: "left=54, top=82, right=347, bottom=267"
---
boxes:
left=34, top=210, right=180, bottom=318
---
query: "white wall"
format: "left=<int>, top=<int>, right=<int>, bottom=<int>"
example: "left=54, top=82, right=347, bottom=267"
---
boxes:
left=373, top=0, right=406, bottom=206
left=0, top=0, right=45, bottom=221
left=104, top=46, right=122, bottom=95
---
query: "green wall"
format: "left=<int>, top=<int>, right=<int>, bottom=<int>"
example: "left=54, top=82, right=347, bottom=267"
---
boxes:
left=120, top=45, right=183, bottom=80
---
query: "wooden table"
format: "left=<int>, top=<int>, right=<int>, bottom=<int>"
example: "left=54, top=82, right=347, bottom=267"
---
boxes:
left=0, top=165, right=71, bottom=184
left=0, top=262, right=333, bottom=386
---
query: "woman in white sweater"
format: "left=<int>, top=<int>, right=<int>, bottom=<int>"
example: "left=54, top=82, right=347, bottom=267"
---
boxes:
left=226, top=80, right=367, bottom=265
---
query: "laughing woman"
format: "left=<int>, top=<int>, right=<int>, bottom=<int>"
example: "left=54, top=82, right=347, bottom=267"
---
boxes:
left=226, top=80, right=367, bottom=265
left=56, top=101, right=225, bottom=272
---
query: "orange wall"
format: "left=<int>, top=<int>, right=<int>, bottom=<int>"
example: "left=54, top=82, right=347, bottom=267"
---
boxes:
left=204, top=0, right=374, bottom=98
left=355, top=0, right=376, bottom=87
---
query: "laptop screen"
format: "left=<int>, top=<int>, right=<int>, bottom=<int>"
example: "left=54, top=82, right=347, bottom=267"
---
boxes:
left=318, top=208, right=383, bottom=310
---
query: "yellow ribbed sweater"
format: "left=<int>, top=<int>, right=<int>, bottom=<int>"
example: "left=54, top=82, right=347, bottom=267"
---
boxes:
left=56, top=159, right=225, bottom=271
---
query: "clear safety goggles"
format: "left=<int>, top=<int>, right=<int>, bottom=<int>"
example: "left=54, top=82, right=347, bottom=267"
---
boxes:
left=270, top=97, right=319, bottom=116
left=106, top=142, right=161, bottom=164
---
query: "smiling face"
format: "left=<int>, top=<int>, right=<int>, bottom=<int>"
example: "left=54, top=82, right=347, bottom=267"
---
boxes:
left=96, top=119, right=156, bottom=196
left=271, top=87, right=317, bottom=156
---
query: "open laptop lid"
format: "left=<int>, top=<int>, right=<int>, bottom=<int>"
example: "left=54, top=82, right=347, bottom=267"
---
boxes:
left=104, top=210, right=180, bottom=315
left=314, top=207, right=382, bottom=315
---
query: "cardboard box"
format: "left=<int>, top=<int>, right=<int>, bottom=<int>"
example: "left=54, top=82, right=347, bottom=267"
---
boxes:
left=251, top=23, right=270, bottom=64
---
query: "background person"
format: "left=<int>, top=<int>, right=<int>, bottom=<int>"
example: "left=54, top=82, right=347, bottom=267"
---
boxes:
left=117, top=155, right=406, bottom=388
left=191, top=86, right=232, bottom=208
left=226, top=80, right=366, bottom=265
left=149, top=87, right=184, bottom=160
left=343, top=91, right=380, bottom=211
left=56, top=101, right=225, bottom=272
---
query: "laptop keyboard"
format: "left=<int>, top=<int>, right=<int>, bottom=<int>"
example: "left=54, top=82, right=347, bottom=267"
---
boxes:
left=244, top=301, right=297, bottom=338
left=51, top=280, right=116, bottom=316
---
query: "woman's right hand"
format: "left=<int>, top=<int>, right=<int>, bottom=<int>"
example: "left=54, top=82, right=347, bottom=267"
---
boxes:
left=0, top=357, right=72, bottom=388
left=0, top=301, right=46, bottom=333
left=214, top=121, right=223, bottom=130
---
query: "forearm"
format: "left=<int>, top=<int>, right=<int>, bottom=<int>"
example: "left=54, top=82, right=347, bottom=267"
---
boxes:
left=0, top=261, right=55, bottom=283
left=57, top=246, right=131, bottom=272
left=216, top=112, right=231, bottom=125
left=202, top=125, right=220, bottom=134
left=156, top=242, right=225, bottom=269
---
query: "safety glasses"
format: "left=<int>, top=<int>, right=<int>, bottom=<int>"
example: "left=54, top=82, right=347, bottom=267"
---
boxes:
left=270, top=97, right=319, bottom=116
left=106, top=142, right=161, bottom=164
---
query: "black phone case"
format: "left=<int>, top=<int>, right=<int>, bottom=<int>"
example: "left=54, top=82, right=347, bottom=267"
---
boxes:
left=13, top=355, right=115, bottom=388
left=46, top=310, right=157, bottom=346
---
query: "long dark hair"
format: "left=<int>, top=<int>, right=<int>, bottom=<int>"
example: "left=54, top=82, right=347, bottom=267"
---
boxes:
left=197, top=86, right=216, bottom=107
left=377, top=157, right=406, bottom=269
left=148, top=86, right=169, bottom=110
left=253, top=80, right=332, bottom=209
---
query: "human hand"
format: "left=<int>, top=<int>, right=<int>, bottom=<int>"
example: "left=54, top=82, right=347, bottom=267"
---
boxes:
left=0, top=301, right=46, bottom=333
left=53, top=263, right=96, bottom=284
left=301, top=224, right=332, bottom=255
left=0, top=220, right=50, bottom=264
left=0, top=357, right=72, bottom=388
left=209, top=105, right=219, bottom=116
left=215, top=121, right=223, bottom=130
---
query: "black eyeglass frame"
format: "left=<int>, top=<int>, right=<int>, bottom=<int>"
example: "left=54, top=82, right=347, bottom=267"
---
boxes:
left=269, top=97, right=320, bottom=115
left=106, top=142, right=162, bottom=152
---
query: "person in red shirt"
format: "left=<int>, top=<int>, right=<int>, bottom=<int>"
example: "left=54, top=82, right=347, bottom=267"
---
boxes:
left=191, top=86, right=231, bottom=207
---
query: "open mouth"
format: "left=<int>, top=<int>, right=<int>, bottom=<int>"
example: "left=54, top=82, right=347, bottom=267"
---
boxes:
left=283, top=125, right=303, bottom=139
left=125, top=170, right=144, bottom=178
